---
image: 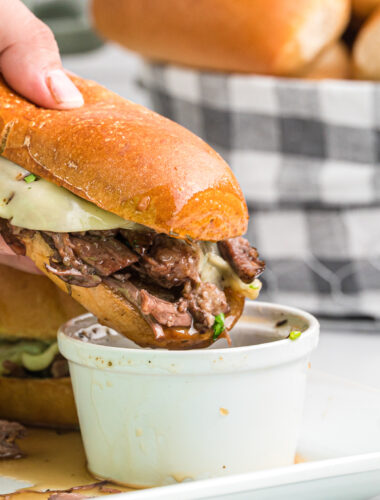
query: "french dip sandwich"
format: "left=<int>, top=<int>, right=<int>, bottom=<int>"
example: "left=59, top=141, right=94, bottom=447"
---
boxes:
left=0, top=264, right=82, bottom=427
left=0, top=75, right=264, bottom=349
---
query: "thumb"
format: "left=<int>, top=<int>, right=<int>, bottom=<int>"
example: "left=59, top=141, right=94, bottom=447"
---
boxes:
left=0, top=0, right=83, bottom=109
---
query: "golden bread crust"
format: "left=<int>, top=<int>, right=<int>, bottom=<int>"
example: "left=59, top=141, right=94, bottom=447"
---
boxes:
left=297, top=42, right=351, bottom=80
left=0, top=75, right=247, bottom=241
left=0, top=376, right=78, bottom=428
left=92, top=0, right=350, bottom=75
left=353, top=0, right=380, bottom=19
left=22, top=232, right=244, bottom=349
left=353, top=7, right=380, bottom=80
left=0, top=264, right=85, bottom=341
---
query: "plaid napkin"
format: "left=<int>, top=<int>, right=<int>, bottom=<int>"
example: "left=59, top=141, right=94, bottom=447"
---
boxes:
left=140, top=63, right=380, bottom=326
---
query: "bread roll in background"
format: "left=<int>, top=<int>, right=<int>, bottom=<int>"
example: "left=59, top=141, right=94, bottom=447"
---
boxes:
left=296, top=41, right=351, bottom=79
left=92, top=0, right=351, bottom=75
left=352, top=0, right=380, bottom=19
left=353, top=6, right=380, bottom=79
left=0, top=377, right=78, bottom=429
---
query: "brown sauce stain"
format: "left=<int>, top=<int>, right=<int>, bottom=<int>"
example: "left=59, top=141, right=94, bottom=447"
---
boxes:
left=0, top=428, right=133, bottom=498
left=1, top=487, right=120, bottom=499
left=0, top=429, right=307, bottom=498
left=294, top=453, right=306, bottom=464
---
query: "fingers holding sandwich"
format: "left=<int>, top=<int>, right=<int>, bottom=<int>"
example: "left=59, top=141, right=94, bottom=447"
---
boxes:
left=0, top=0, right=83, bottom=271
left=0, top=235, right=41, bottom=274
left=0, top=0, right=83, bottom=110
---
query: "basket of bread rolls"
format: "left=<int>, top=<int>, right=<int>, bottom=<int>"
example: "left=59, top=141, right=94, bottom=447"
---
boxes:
left=91, top=0, right=380, bottom=327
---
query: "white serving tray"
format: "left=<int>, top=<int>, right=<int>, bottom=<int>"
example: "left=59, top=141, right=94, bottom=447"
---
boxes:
left=116, top=370, right=380, bottom=500
left=1, top=370, right=380, bottom=500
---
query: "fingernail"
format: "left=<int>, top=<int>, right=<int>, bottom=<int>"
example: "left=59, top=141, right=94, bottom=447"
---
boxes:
left=46, top=69, right=84, bottom=108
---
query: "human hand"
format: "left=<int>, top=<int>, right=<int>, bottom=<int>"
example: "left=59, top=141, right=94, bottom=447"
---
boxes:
left=0, top=0, right=84, bottom=108
left=0, top=235, right=41, bottom=274
left=0, top=0, right=84, bottom=273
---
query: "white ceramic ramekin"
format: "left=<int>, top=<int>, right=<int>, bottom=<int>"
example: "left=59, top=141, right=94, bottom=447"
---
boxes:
left=58, top=301, right=319, bottom=488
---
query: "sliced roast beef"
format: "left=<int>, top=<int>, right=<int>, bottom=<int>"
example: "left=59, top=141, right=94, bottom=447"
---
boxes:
left=105, top=278, right=163, bottom=339
left=137, top=234, right=199, bottom=288
left=45, top=263, right=102, bottom=288
left=119, top=229, right=155, bottom=255
left=70, top=235, right=138, bottom=276
left=0, top=420, right=26, bottom=459
left=47, top=233, right=83, bottom=269
left=0, top=218, right=264, bottom=339
left=2, top=360, right=27, bottom=378
left=106, top=277, right=192, bottom=331
left=218, top=237, right=265, bottom=283
left=0, top=218, right=26, bottom=255
left=51, top=356, right=70, bottom=378
left=140, top=290, right=192, bottom=328
left=46, top=232, right=105, bottom=288
left=3, top=354, right=69, bottom=380
left=184, top=282, right=229, bottom=332
left=105, top=276, right=141, bottom=305
left=88, top=229, right=120, bottom=238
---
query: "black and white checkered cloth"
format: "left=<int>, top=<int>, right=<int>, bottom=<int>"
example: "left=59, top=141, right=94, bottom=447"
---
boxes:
left=140, top=63, right=380, bottom=326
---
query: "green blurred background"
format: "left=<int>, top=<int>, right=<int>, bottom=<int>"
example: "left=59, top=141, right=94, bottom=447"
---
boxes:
left=23, top=0, right=103, bottom=54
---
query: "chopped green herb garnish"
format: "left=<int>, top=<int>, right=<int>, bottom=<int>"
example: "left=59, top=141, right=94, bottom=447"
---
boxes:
left=289, top=330, right=302, bottom=341
left=213, top=313, right=225, bottom=340
left=249, top=283, right=260, bottom=290
left=23, top=173, right=38, bottom=183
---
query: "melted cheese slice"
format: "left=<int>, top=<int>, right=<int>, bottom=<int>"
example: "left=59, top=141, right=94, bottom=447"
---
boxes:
left=0, top=158, right=261, bottom=299
left=198, top=243, right=261, bottom=300
left=0, top=156, right=137, bottom=232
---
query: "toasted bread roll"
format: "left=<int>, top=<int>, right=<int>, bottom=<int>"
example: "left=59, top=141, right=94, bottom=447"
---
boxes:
left=0, top=264, right=85, bottom=341
left=297, top=41, right=351, bottom=79
left=0, top=75, right=247, bottom=241
left=353, top=6, right=380, bottom=79
left=0, top=377, right=78, bottom=428
left=353, top=0, right=380, bottom=19
left=92, top=0, right=350, bottom=75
